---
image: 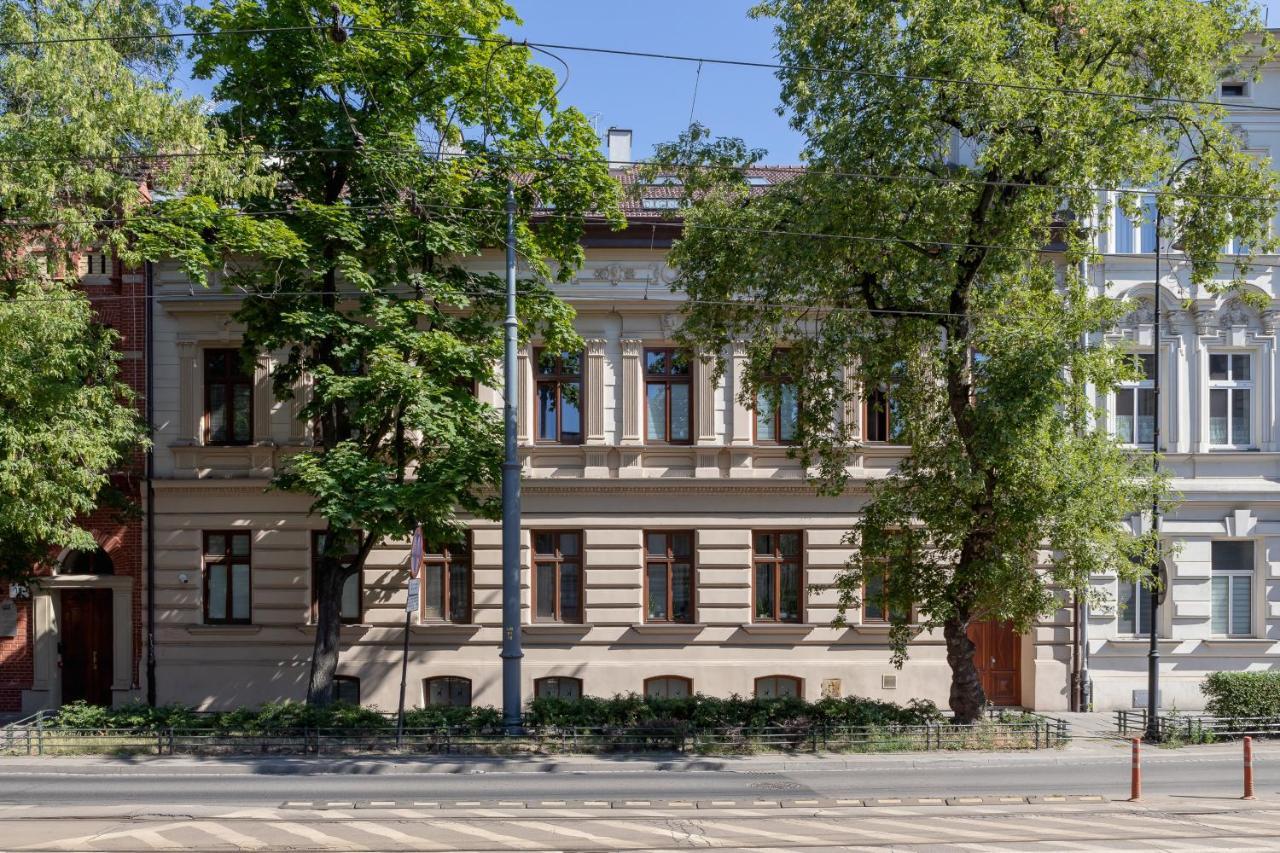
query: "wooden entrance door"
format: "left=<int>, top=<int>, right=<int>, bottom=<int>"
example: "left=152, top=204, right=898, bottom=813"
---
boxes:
left=61, top=589, right=113, bottom=706
left=968, top=620, right=1021, bottom=706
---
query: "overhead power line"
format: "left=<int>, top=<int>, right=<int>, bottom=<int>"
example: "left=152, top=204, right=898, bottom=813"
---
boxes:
left=1, top=196, right=1260, bottom=260
left=1, top=22, right=1275, bottom=114
left=5, top=146, right=1278, bottom=205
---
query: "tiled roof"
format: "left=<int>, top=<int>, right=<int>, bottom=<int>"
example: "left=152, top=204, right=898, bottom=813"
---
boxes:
left=595, top=164, right=803, bottom=221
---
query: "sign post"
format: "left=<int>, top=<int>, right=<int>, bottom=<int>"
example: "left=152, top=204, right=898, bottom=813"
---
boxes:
left=397, top=525, right=423, bottom=746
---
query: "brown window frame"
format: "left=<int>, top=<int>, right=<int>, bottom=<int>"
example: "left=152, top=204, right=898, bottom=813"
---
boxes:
left=752, top=351, right=798, bottom=445
left=203, top=348, right=254, bottom=446
left=752, top=530, right=805, bottom=624
left=534, top=348, right=584, bottom=445
left=333, top=675, right=361, bottom=705
left=643, top=675, right=693, bottom=699
left=754, top=675, right=804, bottom=699
left=420, top=535, right=473, bottom=624
left=534, top=676, right=584, bottom=700
left=310, top=531, right=363, bottom=625
left=532, top=530, right=584, bottom=624
left=862, top=567, right=893, bottom=623
left=643, top=347, right=693, bottom=445
left=643, top=530, right=696, bottom=624
left=864, top=387, right=900, bottom=443
left=203, top=530, right=252, bottom=625
left=423, top=675, right=473, bottom=707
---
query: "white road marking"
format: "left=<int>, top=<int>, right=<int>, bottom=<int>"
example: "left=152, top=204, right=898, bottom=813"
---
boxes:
left=268, top=821, right=368, bottom=849
left=342, top=820, right=449, bottom=849
left=692, top=817, right=833, bottom=846
left=516, top=819, right=645, bottom=848
left=187, top=820, right=270, bottom=850
left=777, top=816, right=922, bottom=844
left=429, top=819, right=545, bottom=849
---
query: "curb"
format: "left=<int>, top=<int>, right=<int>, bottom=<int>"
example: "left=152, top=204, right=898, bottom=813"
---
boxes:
left=280, top=794, right=1110, bottom=811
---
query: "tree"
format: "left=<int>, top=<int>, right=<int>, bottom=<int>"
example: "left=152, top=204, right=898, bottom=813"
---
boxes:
left=0, top=0, right=254, bottom=579
left=142, top=0, right=620, bottom=704
left=653, top=0, right=1279, bottom=722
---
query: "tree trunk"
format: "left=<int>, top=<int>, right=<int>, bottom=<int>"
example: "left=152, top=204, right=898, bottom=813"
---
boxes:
left=943, top=614, right=986, bottom=725
left=307, top=557, right=347, bottom=707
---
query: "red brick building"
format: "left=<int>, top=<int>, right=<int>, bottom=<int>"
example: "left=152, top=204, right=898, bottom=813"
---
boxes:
left=0, top=254, right=146, bottom=714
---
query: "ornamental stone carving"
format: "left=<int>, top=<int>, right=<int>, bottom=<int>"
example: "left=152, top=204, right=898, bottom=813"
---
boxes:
left=1218, top=298, right=1254, bottom=331
left=593, top=264, right=636, bottom=286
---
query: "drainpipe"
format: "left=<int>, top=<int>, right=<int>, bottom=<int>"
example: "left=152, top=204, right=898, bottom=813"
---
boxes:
left=145, top=260, right=157, bottom=707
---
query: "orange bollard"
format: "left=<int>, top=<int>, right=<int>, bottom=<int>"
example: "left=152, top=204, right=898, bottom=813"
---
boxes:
left=1244, top=736, right=1256, bottom=800
left=1129, top=737, right=1142, bottom=801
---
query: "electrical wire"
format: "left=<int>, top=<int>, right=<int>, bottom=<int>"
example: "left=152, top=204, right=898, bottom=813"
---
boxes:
left=4, top=146, right=1274, bottom=205
left=3, top=197, right=1271, bottom=261
left=1, top=21, right=1276, bottom=115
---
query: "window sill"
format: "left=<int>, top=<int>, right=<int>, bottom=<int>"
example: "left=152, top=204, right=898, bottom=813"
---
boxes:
left=739, top=623, right=814, bottom=637
left=524, top=622, right=591, bottom=636
left=630, top=622, right=705, bottom=635
left=411, top=622, right=482, bottom=638
left=187, top=624, right=261, bottom=636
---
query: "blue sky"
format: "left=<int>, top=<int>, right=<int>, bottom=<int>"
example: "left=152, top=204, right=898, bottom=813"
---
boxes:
left=503, top=1, right=803, bottom=163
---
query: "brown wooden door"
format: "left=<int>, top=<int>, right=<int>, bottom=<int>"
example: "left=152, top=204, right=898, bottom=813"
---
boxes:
left=968, top=620, right=1021, bottom=706
left=61, top=589, right=113, bottom=706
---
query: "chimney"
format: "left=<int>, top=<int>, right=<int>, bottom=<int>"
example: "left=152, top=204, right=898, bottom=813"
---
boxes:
left=606, top=127, right=632, bottom=169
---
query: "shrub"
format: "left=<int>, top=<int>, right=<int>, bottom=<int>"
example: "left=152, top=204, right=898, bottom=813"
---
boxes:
left=1202, top=671, right=1280, bottom=722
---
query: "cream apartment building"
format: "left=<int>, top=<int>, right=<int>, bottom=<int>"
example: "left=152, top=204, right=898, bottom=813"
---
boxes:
left=142, top=151, right=1067, bottom=712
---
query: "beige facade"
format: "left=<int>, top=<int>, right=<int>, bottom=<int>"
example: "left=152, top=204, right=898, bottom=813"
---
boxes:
left=144, top=247, right=1071, bottom=712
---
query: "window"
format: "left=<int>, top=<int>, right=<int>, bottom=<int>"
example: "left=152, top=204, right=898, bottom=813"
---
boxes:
left=862, top=569, right=907, bottom=623
left=421, top=537, right=472, bottom=624
left=645, top=175, right=683, bottom=187
left=644, top=676, right=692, bottom=699
left=640, top=197, right=682, bottom=210
left=864, top=387, right=904, bottom=443
left=645, top=531, right=695, bottom=623
left=62, top=548, right=114, bottom=575
left=333, top=676, right=360, bottom=705
left=311, top=531, right=362, bottom=624
left=424, top=676, right=472, bottom=707
left=1212, top=541, right=1253, bottom=637
left=754, top=354, right=798, bottom=444
left=533, top=531, right=583, bottom=623
left=204, top=348, right=253, bottom=445
left=535, top=350, right=583, bottom=444
left=1221, top=81, right=1248, bottom=98
left=755, top=675, right=802, bottom=699
left=1208, top=353, right=1252, bottom=447
left=1114, top=193, right=1157, bottom=254
left=1117, top=577, right=1152, bottom=637
left=1115, top=353, right=1156, bottom=446
left=534, top=676, right=583, bottom=700
left=745, top=175, right=772, bottom=187
left=753, top=531, right=803, bottom=623
left=83, top=252, right=110, bottom=275
left=203, top=531, right=251, bottom=624
left=644, top=348, right=692, bottom=443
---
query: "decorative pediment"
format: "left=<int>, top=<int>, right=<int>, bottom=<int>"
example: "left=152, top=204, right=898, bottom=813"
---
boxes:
left=1218, top=297, right=1257, bottom=331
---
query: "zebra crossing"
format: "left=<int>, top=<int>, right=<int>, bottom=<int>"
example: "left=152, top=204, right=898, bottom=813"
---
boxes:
left=6, top=801, right=1280, bottom=851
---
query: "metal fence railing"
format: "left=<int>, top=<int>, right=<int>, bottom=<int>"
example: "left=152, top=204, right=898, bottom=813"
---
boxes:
left=0, top=716, right=1069, bottom=757
left=1115, top=709, right=1280, bottom=741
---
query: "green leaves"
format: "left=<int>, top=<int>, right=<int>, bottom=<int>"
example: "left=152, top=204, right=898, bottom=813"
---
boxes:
left=660, top=0, right=1267, bottom=715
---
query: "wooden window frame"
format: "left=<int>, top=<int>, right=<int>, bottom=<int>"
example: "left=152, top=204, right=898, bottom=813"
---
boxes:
left=423, top=675, right=473, bottom=707
left=643, top=675, right=693, bottom=699
left=643, top=530, right=696, bottom=624
left=751, top=530, right=804, bottom=624
left=533, top=348, right=584, bottom=445
left=1211, top=540, right=1255, bottom=638
left=754, top=675, right=803, bottom=699
left=1208, top=352, right=1254, bottom=449
left=643, top=347, right=693, bottom=445
left=1113, top=353, right=1156, bottom=447
left=864, top=387, right=901, bottom=444
left=203, top=348, right=254, bottom=446
left=753, top=379, right=798, bottom=445
left=534, top=676, right=584, bottom=700
left=202, top=530, right=252, bottom=625
left=861, top=567, right=897, bottom=624
left=420, top=534, right=473, bottom=624
left=532, top=530, right=584, bottom=624
left=333, top=675, right=361, bottom=705
left=310, top=531, right=362, bottom=625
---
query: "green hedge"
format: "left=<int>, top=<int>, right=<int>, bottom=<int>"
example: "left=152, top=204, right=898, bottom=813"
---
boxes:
left=46, top=694, right=941, bottom=734
left=1203, top=671, right=1280, bottom=721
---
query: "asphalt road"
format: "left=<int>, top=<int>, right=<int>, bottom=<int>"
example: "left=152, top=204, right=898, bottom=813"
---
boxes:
left=0, top=747, right=1266, bottom=806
